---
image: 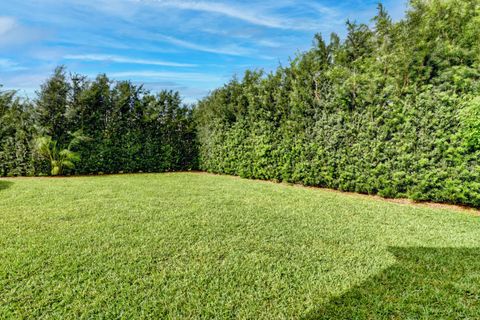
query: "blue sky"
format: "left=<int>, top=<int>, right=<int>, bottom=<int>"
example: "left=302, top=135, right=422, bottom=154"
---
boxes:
left=0, top=0, right=407, bottom=103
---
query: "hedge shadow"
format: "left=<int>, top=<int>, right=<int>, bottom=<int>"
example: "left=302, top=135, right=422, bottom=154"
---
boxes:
left=304, top=246, right=480, bottom=319
left=0, top=180, right=12, bottom=192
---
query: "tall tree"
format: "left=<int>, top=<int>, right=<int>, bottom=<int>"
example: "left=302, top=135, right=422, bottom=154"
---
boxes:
left=35, top=66, right=71, bottom=145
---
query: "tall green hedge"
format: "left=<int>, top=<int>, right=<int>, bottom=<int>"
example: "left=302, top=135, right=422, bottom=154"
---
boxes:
left=195, top=0, right=480, bottom=207
left=0, top=69, right=197, bottom=176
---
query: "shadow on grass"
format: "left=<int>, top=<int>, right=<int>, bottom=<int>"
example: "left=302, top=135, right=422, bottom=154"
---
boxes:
left=0, top=180, right=13, bottom=191
left=304, top=247, right=480, bottom=319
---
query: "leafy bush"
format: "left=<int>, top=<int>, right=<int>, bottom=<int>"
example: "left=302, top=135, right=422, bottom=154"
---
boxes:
left=0, top=70, right=197, bottom=176
left=461, top=97, right=480, bottom=151
left=195, top=0, right=480, bottom=207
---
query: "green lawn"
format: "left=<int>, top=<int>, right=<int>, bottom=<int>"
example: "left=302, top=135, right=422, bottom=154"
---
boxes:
left=1, top=173, right=479, bottom=319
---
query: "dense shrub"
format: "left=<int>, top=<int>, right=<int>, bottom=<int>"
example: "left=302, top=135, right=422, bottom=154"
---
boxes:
left=195, top=0, right=480, bottom=207
left=0, top=88, right=36, bottom=176
left=0, top=69, right=197, bottom=176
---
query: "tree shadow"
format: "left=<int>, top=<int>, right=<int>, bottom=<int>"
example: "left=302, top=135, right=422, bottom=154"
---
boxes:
left=304, top=247, right=480, bottom=319
left=0, top=180, right=13, bottom=191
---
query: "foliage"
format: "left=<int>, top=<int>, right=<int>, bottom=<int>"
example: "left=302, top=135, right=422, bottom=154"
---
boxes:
left=195, top=0, right=480, bottom=207
left=0, top=87, right=36, bottom=176
left=0, top=70, right=197, bottom=176
left=461, top=96, right=480, bottom=150
left=0, top=173, right=479, bottom=318
left=34, top=130, right=88, bottom=175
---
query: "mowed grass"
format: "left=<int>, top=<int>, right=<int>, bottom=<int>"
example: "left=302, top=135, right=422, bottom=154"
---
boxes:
left=1, top=173, right=480, bottom=319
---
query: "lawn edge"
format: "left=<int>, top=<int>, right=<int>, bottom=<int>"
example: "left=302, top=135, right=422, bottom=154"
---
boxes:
left=1, top=170, right=479, bottom=216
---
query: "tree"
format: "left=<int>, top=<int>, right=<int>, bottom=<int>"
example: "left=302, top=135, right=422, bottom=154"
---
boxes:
left=195, top=0, right=480, bottom=207
left=0, top=87, right=36, bottom=176
left=35, top=66, right=71, bottom=145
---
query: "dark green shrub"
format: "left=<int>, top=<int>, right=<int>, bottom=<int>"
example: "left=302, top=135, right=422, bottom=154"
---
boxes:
left=195, top=0, right=480, bottom=207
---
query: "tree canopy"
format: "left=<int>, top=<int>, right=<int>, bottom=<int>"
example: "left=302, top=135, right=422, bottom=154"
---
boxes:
left=0, top=69, right=197, bottom=176
left=195, top=0, right=480, bottom=207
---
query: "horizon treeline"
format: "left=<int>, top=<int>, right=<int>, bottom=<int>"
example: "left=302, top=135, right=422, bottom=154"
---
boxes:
left=195, top=0, right=480, bottom=207
left=0, top=67, right=197, bottom=176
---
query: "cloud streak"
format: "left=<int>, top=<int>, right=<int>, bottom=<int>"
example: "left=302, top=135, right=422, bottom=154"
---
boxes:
left=153, top=34, right=254, bottom=56
left=0, top=16, right=16, bottom=35
left=141, top=0, right=337, bottom=30
left=0, top=16, right=47, bottom=48
left=64, top=54, right=196, bottom=67
left=144, top=0, right=287, bottom=29
left=0, top=58, right=26, bottom=71
left=109, top=70, right=225, bottom=82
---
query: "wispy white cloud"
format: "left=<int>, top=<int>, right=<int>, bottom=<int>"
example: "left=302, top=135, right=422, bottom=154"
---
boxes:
left=154, top=34, right=254, bottom=56
left=256, top=39, right=283, bottom=48
left=109, top=70, right=225, bottom=82
left=64, top=54, right=196, bottom=67
left=142, top=0, right=286, bottom=29
left=0, top=16, right=16, bottom=35
left=304, top=3, right=338, bottom=16
left=0, top=58, right=26, bottom=71
left=140, top=0, right=337, bottom=30
left=0, top=16, right=47, bottom=47
left=199, top=27, right=284, bottom=48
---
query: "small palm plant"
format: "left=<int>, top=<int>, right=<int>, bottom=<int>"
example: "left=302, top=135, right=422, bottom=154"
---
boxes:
left=35, top=130, right=89, bottom=176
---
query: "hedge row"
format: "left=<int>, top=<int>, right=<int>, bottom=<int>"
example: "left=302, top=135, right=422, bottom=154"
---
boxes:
left=0, top=68, right=197, bottom=176
left=195, top=0, right=480, bottom=207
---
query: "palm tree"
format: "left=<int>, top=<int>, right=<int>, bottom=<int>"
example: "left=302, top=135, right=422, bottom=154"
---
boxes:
left=35, top=130, right=88, bottom=176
